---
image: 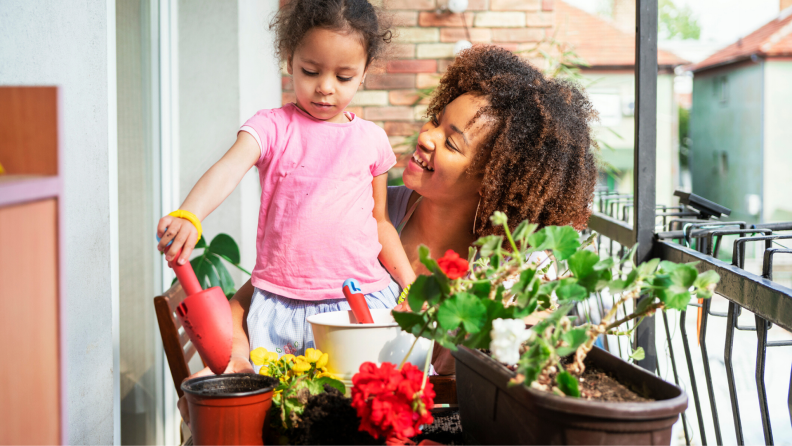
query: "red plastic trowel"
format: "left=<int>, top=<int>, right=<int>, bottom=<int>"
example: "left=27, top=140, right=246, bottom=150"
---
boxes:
left=169, top=252, right=233, bottom=374
left=342, top=279, right=374, bottom=324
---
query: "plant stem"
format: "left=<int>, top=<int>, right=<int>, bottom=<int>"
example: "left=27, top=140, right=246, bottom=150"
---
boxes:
left=605, top=303, right=662, bottom=331
left=502, top=223, right=523, bottom=266
left=420, top=340, right=435, bottom=392
left=399, top=318, right=431, bottom=369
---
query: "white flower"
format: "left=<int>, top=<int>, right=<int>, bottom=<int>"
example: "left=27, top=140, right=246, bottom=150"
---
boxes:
left=490, top=318, right=532, bottom=366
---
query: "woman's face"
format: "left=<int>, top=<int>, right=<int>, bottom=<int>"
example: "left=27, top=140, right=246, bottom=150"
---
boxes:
left=403, top=93, right=492, bottom=202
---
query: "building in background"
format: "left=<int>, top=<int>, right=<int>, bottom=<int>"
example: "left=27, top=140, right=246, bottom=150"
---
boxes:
left=689, top=2, right=792, bottom=223
left=555, top=1, right=688, bottom=208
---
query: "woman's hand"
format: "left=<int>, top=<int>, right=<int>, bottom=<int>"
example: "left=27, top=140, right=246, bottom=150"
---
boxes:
left=177, top=354, right=254, bottom=427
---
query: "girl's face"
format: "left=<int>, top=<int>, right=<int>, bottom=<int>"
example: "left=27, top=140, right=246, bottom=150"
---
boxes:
left=403, top=93, right=492, bottom=202
left=288, top=27, right=368, bottom=123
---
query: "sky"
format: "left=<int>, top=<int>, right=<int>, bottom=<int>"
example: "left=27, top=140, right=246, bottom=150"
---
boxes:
left=564, top=0, right=780, bottom=46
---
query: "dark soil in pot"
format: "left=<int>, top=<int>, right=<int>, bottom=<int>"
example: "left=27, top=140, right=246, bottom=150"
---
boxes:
left=452, top=346, right=688, bottom=445
left=291, top=387, right=465, bottom=445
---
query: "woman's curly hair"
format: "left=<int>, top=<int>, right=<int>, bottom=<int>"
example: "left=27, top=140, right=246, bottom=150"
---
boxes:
left=271, top=0, right=392, bottom=66
left=426, top=45, right=599, bottom=236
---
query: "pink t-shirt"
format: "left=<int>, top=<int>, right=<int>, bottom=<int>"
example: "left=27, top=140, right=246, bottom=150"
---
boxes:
left=239, top=103, right=396, bottom=301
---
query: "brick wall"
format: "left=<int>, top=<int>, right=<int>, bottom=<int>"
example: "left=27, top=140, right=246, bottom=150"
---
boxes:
left=281, top=0, right=556, bottom=172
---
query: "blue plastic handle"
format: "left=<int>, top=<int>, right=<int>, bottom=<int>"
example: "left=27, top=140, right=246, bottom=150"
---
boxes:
left=342, top=278, right=362, bottom=293
left=156, top=229, right=173, bottom=247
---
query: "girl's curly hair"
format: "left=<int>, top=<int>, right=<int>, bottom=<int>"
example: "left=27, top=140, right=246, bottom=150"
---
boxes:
left=426, top=45, right=599, bottom=236
left=271, top=0, right=392, bottom=66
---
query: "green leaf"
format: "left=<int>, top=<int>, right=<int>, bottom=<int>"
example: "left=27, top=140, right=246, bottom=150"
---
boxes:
left=512, top=269, right=537, bottom=294
left=635, top=296, right=656, bottom=315
left=315, top=376, right=345, bottom=395
left=467, top=246, right=477, bottom=266
left=418, top=245, right=451, bottom=294
left=532, top=303, right=573, bottom=334
left=206, top=253, right=235, bottom=297
left=556, top=371, right=581, bottom=397
left=568, top=250, right=600, bottom=279
left=470, top=280, right=492, bottom=299
left=515, top=277, right=540, bottom=309
left=408, top=275, right=441, bottom=312
left=594, top=256, right=616, bottom=271
left=658, top=260, right=681, bottom=274
left=392, top=311, right=427, bottom=338
left=473, top=235, right=504, bottom=258
left=418, top=245, right=440, bottom=274
left=462, top=299, right=512, bottom=349
left=208, top=233, right=240, bottom=264
left=670, top=264, right=698, bottom=288
left=659, top=290, right=691, bottom=311
left=636, top=258, right=660, bottom=277
left=629, top=347, right=645, bottom=362
left=526, top=226, right=581, bottom=261
left=556, top=327, right=588, bottom=357
left=437, top=292, right=487, bottom=334
left=190, top=256, right=212, bottom=289
left=556, top=282, right=588, bottom=303
left=512, top=221, right=538, bottom=244
left=694, top=270, right=720, bottom=289
left=195, top=237, right=207, bottom=249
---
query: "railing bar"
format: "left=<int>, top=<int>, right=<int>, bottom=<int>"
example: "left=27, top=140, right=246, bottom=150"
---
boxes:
left=663, top=311, right=691, bottom=445
left=724, top=302, right=745, bottom=445
left=655, top=240, right=792, bottom=331
left=766, top=340, right=792, bottom=347
left=698, top=298, right=724, bottom=445
left=680, top=310, right=708, bottom=445
left=755, top=316, right=774, bottom=445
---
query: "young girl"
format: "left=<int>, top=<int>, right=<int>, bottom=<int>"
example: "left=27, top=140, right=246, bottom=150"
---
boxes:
left=157, top=0, right=414, bottom=357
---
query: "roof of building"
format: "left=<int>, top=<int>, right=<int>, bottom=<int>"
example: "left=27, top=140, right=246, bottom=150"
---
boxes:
left=692, top=7, right=792, bottom=72
left=554, top=1, right=688, bottom=68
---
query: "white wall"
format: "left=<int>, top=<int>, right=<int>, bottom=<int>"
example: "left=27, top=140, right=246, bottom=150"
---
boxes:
left=0, top=1, right=117, bottom=444
left=177, top=0, right=281, bottom=279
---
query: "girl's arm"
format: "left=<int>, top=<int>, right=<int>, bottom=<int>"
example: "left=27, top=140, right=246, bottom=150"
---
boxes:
left=372, top=173, right=417, bottom=289
left=157, top=132, right=260, bottom=264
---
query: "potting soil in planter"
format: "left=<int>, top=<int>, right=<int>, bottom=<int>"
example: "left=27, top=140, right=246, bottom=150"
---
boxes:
left=453, top=345, right=687, bottom=445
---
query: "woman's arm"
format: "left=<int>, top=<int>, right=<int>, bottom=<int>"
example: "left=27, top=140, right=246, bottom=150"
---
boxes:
left=373, top=173, right=417, bottom=289
left=157, top=132, right=260, bottom=265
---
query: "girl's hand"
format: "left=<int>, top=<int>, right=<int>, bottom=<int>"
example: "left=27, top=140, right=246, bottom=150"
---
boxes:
left=177, top=354, right=254, bottom=427
left=156, top=215, right=199, bottom=265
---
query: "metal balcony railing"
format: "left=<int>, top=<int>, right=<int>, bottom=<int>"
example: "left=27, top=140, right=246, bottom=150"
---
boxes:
left=586, top=188, right=792, bottom=445
left=587, top=2, right=792, bottom=444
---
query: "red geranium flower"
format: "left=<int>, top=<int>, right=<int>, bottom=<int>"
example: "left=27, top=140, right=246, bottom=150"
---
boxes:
left=437, top=249, right=469, bottom=279
left=351, top=362, right=435, bottom=441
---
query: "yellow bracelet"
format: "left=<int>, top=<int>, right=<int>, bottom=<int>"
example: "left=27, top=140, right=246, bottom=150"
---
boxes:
left=397, top=284, right=411, bottom=305
left=169, top=210, right=203, bottom=242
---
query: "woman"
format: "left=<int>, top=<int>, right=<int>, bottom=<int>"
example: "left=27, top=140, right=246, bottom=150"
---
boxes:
left=179, top=45, right=598, bottom=420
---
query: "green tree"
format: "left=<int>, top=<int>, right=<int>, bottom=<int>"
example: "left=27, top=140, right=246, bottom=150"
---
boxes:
left=659, top=0, right=701, bottom=40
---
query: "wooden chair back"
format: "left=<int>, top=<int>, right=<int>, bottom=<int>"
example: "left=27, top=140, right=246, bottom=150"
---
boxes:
left=154, top=282, right=199, bottom=398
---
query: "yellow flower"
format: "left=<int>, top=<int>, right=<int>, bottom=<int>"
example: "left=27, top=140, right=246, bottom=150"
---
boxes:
left=258, top=365, right=269, bottom=376
left=292, top=360, right=312, bottom=375
left=316, top=353, right=329, bottom=369
left=281, top=354, right=296, bottom=363
left=305, top=348, right=323, bottom=363
left=316, top=368, right=336, bottom=379
left=250, top=347, right=278, bottom=366
left=295, top=355, right=307, bottom=363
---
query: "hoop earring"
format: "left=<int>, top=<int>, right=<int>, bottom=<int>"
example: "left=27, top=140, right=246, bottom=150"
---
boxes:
left=473, top=197, right=482, bottom=234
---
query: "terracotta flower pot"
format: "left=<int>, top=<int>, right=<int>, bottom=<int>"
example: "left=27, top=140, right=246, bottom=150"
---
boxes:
left=452, top=346, right=687, bottom=445
left=182, top=373, right=279, bottom=445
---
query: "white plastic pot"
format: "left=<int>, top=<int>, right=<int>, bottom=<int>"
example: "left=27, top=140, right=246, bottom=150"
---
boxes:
left=307, top=309, right=432, bottom=391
